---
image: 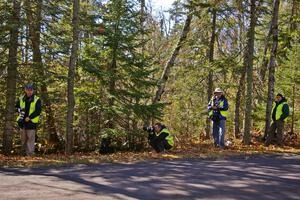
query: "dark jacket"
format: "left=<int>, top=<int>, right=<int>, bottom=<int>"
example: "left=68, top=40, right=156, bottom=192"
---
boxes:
left=148, top=125, right=169, bottom=142
left=208, top=95, right=229, bottom=120
left=272, top=97, right=289, bottom=121
left=157, top=125, right=169, bottom=140
left=16, top=94, right=42, bottom=130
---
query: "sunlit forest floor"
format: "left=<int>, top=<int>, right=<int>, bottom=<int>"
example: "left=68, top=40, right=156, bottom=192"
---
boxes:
left=1, top=136, right=299, bottom=167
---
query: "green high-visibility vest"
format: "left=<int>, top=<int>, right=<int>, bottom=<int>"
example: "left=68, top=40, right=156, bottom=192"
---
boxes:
left=272, top=102, right=288, bottom=122
left=159, top=128, right=174, bottom=147
left=208, top=99, right=228, bottom=118
left=17, top=95, right=40, bottom=124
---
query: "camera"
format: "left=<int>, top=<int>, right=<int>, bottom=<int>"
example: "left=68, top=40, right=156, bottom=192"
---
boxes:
left=143, top=125, right=154, bottom=133
left=18, top=108, right=25, bottom=123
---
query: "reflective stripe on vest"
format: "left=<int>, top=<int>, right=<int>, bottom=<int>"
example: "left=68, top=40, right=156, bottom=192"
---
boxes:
left=160, top=128, right=174, bottom=147
left=208, top=99, right=228, bottom=118
left=17, top=96, right=40, bottom=123
left=272, top=102, right=288, bottom=122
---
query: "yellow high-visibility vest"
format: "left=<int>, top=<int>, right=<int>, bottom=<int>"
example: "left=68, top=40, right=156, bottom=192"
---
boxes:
left=17, top=95, right=40, bottom=123
left=159, top=128, right=174, bottom=147
left=208, top=99, right=228, bottom=118
left=272, top=102, right=288, bottom=122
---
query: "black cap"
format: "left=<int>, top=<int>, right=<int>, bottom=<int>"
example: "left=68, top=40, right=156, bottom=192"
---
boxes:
left=276, top=93, right=283, bottom=97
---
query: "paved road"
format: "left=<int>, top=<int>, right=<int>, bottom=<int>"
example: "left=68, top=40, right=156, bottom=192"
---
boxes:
left=0, top=154, right=299, bottom=200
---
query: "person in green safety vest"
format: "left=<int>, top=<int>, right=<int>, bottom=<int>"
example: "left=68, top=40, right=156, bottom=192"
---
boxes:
left=16, top=84, right=42, bottom=156
left=265, top=93, right=289, bottom=146
left=143, top=122, right=174, bottom=153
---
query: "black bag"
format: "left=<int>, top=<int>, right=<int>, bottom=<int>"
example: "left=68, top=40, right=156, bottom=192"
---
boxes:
left=212, top=112, right=221, bottom=122
left=99, top=138, right=112, bottom=154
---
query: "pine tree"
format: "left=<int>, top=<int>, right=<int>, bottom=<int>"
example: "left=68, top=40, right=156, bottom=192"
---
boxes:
left=81, top=0, right=162, bottom=148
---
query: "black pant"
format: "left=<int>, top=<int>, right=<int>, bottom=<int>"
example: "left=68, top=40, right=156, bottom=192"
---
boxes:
left=148, top=133, right=172, bottom=153
left=265, top=120, right=284, bottom=146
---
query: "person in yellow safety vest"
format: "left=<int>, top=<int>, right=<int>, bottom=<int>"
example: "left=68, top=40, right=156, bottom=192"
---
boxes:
left=143, top=122, right=174, bottom=153
left=208, top=88, right=229, bottom=148
left=16, top=84, right=42, bottom=156
left=265, top=93, right=289, bottom=146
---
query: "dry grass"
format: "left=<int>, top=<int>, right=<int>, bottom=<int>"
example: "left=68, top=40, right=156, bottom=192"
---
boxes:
left=1, top=139, right=299, bottom=167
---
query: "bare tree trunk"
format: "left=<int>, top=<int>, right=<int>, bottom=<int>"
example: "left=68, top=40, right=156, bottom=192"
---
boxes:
left=3, top=0, right=20, bottom=155
left=287, top=0, right=299, bottom=47
left=243, top=0, right=258, bottom=145
left=25, top=0, right=60, bottom=147
left=66, top=0, right=80, bottom=154
left=107, top=22, right=119, bottom=129
left=140, top=0, right=145, bottom=25
left=234, top=68, right=246, bottom=138
left=259, top=25, right=272, bottom=82
left=234, top=4, right=246, bottom=138
left=264, top=0, right=280, bottom=138
left=205, top=9, right=217, bottom=139
left=153, top=14, right=192, bottom=104
left=290, top=0, right=298, bottom=33
left=255, top=0, right=275, bottom=106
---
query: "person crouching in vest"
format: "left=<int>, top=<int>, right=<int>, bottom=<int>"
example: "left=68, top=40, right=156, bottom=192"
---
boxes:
left=16, top=84, right=42, bottom=156
left=143, top=122, right=174, bottom=153
left=208, top=88, right=229, bottom=148
left=265, top=93, right=289, bottom=146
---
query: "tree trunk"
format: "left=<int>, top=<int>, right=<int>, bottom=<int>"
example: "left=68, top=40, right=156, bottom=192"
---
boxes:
left=107, top=23, right=119, bottom=129
left=234, top=4, right=246, bottom=138
left=66, top=0, right=80, bottom=154
left=288, top=0, right=299, bottom=134
left=205, top=9, right=217, bottom=139
left=140, top=0, right=146, bottom=50
left=140, top=0, right=145, bottom=25
left=286, top=0, right=299, bottom=48
left=25, top=0, right=60, bottom=148
left=290, top=0, right=298, bottom=33
left=264, top=0, right=280, bottom=138
left=3, top=0, right=20, bottom=155
left=291, top=84, right=295, bottom=133
left=153, top=14, right=192, bottom=104
left=234, top=67, right=246, bottom=138
left=259, top=24, right=272, bottom=83
left=243, top=0, right=258, bottom=145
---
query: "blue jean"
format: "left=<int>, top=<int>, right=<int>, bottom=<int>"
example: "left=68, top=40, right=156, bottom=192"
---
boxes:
left=212, top=120, right=226, bottom=147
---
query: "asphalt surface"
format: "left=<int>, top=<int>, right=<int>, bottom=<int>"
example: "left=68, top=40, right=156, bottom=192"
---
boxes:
left=0, top=153, right=299, bottom=200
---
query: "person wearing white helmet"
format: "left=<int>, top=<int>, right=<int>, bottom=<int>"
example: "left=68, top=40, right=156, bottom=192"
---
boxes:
left=208, top=88, right=229, bottom=148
